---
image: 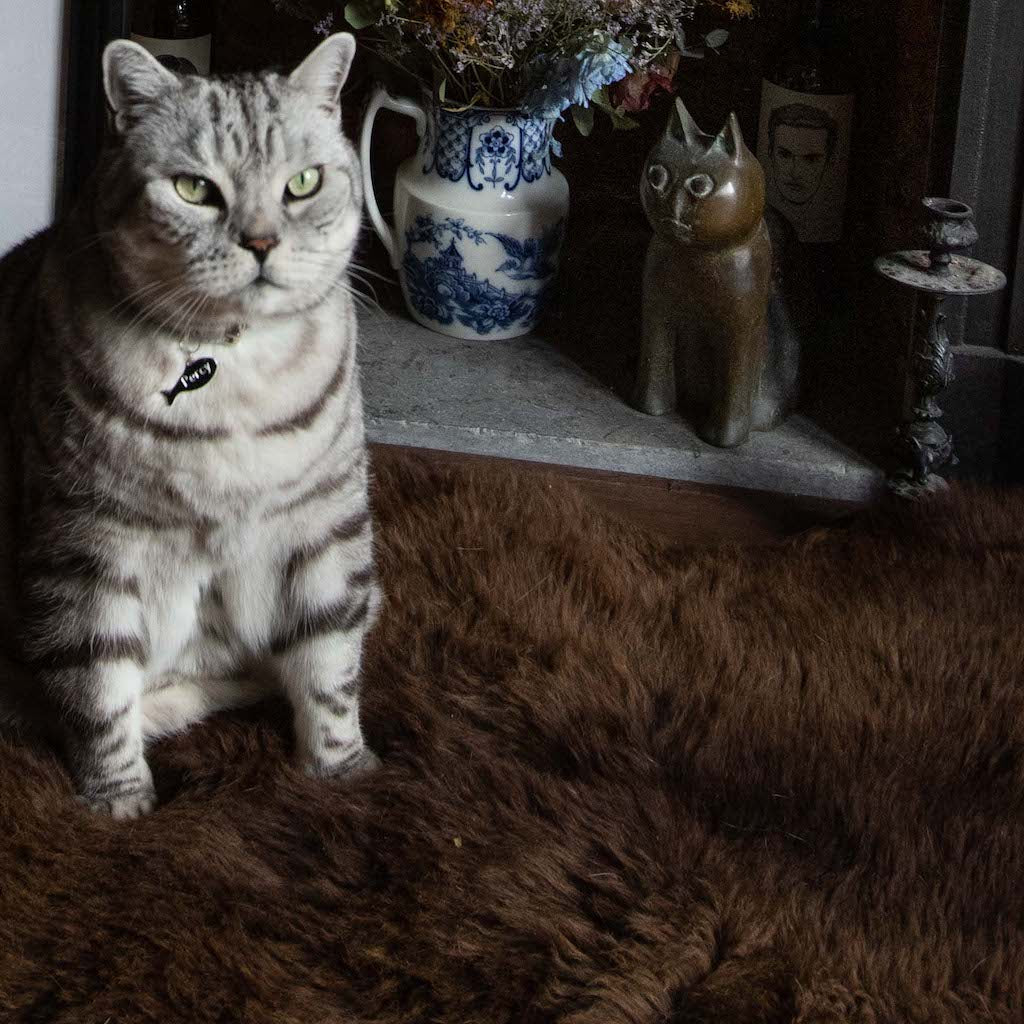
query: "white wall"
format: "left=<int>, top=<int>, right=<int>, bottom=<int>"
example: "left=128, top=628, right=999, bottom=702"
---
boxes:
left=0, top=0, right=64, bottom=252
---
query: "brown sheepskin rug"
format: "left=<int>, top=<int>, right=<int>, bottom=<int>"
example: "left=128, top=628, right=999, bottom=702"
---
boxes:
left=1, top=454, right=1022, bottom=1024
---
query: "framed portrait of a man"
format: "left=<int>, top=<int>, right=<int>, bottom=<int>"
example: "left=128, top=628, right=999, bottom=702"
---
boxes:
left=756, top=81, right=855, bottom=244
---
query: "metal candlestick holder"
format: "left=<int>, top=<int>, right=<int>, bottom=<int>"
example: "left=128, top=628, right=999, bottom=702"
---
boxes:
left=875, top=198, right=1006, bottom=499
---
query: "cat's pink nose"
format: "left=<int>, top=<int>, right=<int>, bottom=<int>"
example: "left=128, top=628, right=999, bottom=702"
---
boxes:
left=241, top=235, right=280, bottom=263
left=685, top=174, right=715, bottom=200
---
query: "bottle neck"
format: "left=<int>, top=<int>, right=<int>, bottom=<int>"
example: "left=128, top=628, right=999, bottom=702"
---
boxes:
left=770, top=0, right=852, bottom=96
left=792, top=0, right=830, bottom=48
left=133, top=1, right=211, bottom=40
left=807, top=0, right=841, bottom=40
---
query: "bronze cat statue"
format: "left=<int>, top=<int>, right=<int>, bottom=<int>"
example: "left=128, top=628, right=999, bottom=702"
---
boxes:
left=631, top=98, right=799, bottom=448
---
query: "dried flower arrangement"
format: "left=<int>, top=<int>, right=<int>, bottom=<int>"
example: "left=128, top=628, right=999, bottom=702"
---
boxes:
left=274, top=0, right=754, bottom=128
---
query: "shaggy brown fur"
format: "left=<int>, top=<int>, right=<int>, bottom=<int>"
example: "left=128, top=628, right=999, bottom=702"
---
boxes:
left=1, top=453, right=1022, bottom=1023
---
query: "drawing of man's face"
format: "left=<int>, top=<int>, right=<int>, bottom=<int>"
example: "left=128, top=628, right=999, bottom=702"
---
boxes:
left=767, top=104, right=838, bottom=208
left=772, top=125, right=829, bottom=205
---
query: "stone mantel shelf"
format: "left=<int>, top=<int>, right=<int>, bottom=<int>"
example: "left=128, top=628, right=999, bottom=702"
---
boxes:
left=359, top=309, right=885, bottom=503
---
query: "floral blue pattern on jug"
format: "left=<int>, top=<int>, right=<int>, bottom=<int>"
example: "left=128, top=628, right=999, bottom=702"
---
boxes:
left=403, top=215, right=564, bottom=335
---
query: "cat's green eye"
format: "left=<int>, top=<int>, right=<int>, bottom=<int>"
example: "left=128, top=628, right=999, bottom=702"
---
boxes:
left=286, top=167, right=322, bottom=200
left=174, top=175, right=213, bottom=205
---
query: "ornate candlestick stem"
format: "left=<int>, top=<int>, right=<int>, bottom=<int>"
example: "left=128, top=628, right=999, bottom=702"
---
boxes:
left=875, top=198, right=1006, bottom=499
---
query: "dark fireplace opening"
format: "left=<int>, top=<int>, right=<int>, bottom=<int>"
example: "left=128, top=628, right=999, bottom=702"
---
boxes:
left=60, top=0, right=1024, bottom=488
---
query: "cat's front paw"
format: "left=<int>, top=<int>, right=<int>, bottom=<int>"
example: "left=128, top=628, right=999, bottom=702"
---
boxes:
left=301, top=745, right=381, bottom=782
left=77, top=786, right=157, bottom=820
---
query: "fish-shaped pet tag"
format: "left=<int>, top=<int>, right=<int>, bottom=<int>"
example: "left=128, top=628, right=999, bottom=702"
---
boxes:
left=162, top=357, right=217, bottom=405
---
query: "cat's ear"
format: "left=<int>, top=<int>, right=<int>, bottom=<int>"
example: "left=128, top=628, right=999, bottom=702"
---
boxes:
left=290, top=33, right=357, bottom=110
left=668, top=97, right=703, bottom=147
left=103, top=40, right=179, bottom=122
left=713, top=112, right=748, bottom=165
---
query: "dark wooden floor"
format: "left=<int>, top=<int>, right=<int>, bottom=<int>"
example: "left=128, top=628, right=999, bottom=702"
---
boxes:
left=370, top=444, right=865, bottom=548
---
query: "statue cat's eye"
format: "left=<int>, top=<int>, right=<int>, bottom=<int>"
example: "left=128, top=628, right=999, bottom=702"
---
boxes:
left=174, top=175, right=213, bottom=205
left=685, top=174, right=716, bottom=200
left=286, top=167, right=322, bottom=200
left=647, top=164, right=670, bottom=191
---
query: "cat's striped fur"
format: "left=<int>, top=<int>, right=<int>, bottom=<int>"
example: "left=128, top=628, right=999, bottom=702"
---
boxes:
left=0, top=34, right=381, bottom=817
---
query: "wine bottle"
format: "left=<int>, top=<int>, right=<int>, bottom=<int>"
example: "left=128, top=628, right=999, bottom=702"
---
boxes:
left=756, top=0, right=855, bottom=244
left=130, top=0, right=213, bottom=76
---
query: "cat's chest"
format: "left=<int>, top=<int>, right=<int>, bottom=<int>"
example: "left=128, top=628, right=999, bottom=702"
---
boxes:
left=85, top=309, right=357, bottom=500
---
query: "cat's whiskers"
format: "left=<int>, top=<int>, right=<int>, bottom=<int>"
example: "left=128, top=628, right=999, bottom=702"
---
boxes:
left=110, top=268, right=192, bottom=307
left=347, top=258, right=395, bottom=287
left=346, top=269, right=384, bottom=304
left=296, top=254, right=387, bottom=308
left=323, top=278, right=382, bottom=319
left=335, top=268, right=381, bottom=308
left=159, top=289, right=210, bottom=348
left=179, top=294, right=213, bottom=348
left=67, top=229, right=120, bottom=259
left=107, top=272, right=192, bottom=318
left=282, top=252, right=382, bottom=311
left=168, top=293, right=205, bottom=348
left=112, top=282, right=199, bottom=353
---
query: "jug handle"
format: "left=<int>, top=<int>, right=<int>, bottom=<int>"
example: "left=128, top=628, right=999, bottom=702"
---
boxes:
left=360, top=87, right=428, bottom=270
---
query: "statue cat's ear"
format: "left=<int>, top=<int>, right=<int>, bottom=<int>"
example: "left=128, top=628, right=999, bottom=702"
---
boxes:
left=668, top=97, right=704, bottom=148
left=103, top=40, right=179, bottom=121
left=713, top=112, right=748, bottom=165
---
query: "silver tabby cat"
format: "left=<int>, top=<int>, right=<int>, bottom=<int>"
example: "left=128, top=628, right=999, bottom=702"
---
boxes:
left=0, top=33, right=381, bottom=817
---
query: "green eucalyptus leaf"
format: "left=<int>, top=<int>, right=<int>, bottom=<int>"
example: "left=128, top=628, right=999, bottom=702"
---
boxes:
left=589, top=89, right=638, bottom=131
left=571, top=104, right=595, bottom=137
left=343, top=0, right=384, bottom=30
left=705, top=29, right=730, bottom=50
left=609, top=109, right=639, bottom=131
left=590, top=87, right=614, bottom=114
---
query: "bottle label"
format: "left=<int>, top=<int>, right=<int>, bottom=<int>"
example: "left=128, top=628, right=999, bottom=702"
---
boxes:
left=130, top=33, right=211, bottom=76
left=756, top=80, right=854, bottom=244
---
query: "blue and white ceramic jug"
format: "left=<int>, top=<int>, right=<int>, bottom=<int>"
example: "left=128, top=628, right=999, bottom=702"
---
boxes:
left=361, top=88, right=570, bottom=341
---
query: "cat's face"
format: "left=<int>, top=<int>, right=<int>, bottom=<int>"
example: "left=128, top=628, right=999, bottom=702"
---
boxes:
left=641, top=100, right=765, bottom=249
left=98, top=34, right=362, bottom=329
